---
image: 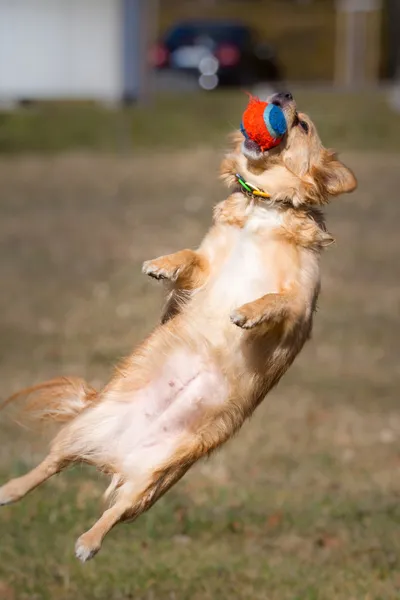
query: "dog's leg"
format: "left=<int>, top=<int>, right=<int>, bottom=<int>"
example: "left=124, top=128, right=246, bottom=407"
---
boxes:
left=230, top=292, right=298, bottom=330
left=75, top=482, right=135, bottom=562
left=74, top=468, right=184, bottom=563
left=0, top=452, right=66, bottom=506
left=143, top=250, right=210, bottom=323
left=103, top=473, right=123, bottom=501
left=75, top=414, right=235, bottom=562
left=143, top=249, right=209, bottom=288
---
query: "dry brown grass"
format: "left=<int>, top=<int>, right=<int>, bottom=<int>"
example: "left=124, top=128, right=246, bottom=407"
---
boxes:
left=0, top=148, right=400, bottom=599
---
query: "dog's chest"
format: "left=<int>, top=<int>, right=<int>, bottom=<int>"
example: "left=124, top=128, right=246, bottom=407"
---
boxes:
left=209, top=208, right=283, bottom=308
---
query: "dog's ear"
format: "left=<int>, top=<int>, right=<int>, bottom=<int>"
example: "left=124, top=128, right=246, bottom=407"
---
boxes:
left=228, top=129, right=244, bottom=150
left=318, top=151, right=357, bottom=196
left=220, top=153, right=238, bottom=188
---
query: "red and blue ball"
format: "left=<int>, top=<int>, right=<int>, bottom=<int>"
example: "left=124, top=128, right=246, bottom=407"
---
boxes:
left=240, top=96, right=287, bottom=151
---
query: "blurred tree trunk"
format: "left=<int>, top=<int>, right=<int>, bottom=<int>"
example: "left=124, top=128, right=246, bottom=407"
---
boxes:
left=387, top=0, right=400, bottom=79
left=387, top=0, right=400, bottom=112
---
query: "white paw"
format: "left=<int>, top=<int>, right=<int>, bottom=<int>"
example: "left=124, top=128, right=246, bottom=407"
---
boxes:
left=230, top=310, right=262, bottom=330
left=0, top=484, right=18, bottom=506
left=75, top=537, right=100, bottom=563
left=142, top=261, right=168, bottom=280
left=230, top=309, right=246, bottom=328
left=142, top=261, right=181, bottom=282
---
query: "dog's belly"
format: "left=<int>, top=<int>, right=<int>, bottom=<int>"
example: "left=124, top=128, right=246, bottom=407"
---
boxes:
left=75, top=350, right=228, bottom=474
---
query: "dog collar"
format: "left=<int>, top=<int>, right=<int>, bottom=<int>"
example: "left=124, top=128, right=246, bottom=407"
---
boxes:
left=235, top=173, right=271, bottom=199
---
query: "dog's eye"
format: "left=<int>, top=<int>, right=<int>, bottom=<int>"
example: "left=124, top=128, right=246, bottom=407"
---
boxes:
left=299, top=120, right=309, bottom=134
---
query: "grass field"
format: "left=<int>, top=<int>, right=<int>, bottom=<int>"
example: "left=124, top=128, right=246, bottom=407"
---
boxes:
left=1, top=90, right=400, bottom=154
left=1, top=91, right=400, bottom=599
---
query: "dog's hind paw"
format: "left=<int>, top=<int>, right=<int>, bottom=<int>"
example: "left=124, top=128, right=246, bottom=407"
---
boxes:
left=75, top=536, right=100, bottom=563
left=0, top=482, right=20, bottom=506
left=0, top=490, right=12, bottom=506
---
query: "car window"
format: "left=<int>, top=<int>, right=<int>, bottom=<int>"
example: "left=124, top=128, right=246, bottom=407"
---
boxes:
left=164, top=24, right=251, bottom=50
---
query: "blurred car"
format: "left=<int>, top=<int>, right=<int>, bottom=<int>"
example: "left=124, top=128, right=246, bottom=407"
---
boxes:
left=150, top=20, right=282, bottom=90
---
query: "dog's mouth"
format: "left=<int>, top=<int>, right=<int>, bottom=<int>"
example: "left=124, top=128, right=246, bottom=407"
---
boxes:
left=243, top=138, right=262, bottom=154
left=242, top=92, right=298, bottom=160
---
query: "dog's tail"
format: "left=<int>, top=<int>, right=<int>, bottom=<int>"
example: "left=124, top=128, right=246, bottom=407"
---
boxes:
left=2, top=377, right=98, bottom=425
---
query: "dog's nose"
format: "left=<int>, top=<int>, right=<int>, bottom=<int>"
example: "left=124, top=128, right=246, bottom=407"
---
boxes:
left=270, top=92, right=294, bottom=107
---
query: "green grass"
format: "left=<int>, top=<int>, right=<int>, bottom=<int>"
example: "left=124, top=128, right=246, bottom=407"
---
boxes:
left=0, top=92, right=400, bottom=598
left=0, top=90, right=400, bottom=154
left=2, top=464, right=400, bottom=600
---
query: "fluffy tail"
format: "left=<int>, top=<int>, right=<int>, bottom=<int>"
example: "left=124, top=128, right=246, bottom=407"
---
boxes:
left=2, top=377, right=98, bottom=424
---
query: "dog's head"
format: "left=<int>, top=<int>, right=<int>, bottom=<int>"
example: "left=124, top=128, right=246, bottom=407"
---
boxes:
left=221, top=92, right=357, bottom=207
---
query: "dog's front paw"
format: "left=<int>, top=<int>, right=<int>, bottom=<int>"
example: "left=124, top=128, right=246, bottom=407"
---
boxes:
left=230, top=308, right=265, bottom=330
left=142, top=260, right=180, bottom=282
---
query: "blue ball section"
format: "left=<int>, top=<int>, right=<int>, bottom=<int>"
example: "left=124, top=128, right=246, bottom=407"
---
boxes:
left=240, top=121, right=249, bottom=138
left=263, top=104, right=287, bottom=139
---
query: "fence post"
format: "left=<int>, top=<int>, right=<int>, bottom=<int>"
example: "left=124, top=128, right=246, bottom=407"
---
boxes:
left=335, top=0, right=382, bottom=88
left=123, top=0, right=158, bottom=104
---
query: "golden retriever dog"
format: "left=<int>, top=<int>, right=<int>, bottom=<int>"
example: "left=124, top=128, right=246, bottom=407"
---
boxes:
left=0, top=92, right=356, bottom=562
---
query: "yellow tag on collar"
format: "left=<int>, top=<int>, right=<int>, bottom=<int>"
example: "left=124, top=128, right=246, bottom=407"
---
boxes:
left=252, top=189, right=271, bottom=199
